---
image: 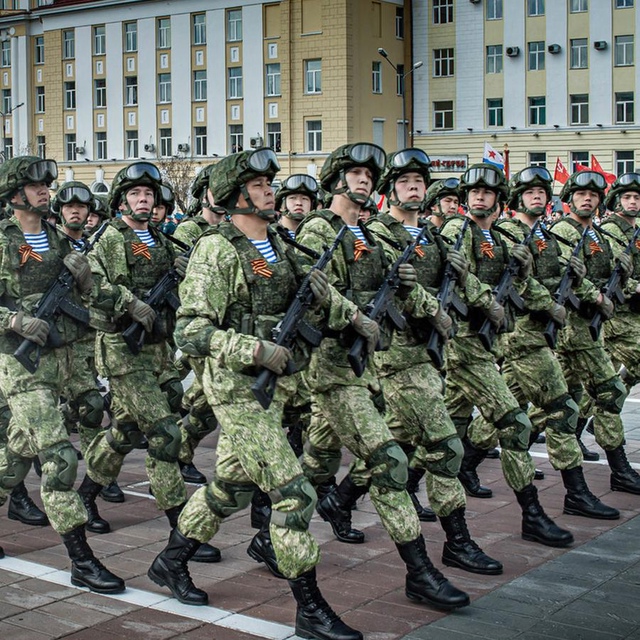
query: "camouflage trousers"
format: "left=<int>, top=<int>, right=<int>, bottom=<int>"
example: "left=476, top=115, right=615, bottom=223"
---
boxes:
left=85, top=333, right=186, bottom=511
left=605, top=311, right=640, bottom=390
left=0, top=349, right=87, bottom=534
left=445, top=334, right=535, bottom=492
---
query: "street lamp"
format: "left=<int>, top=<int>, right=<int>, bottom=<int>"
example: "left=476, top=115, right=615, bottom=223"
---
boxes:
left=378, top=48, right=423, bottom=148
left=0, top=101, right=24, bottom=162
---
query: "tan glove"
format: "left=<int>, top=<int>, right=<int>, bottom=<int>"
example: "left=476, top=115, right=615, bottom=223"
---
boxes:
left=351, top=311, right=380, bottom=355
left=127, top=298, right=156, bottom=333
left=618, top=252, right=633, bottom=281
left=569, top=255, right=587, bottom=287
left=547, top=302, right=567, bottom=326
left=174, top=255, right=190, bottom=278
left=397, top=263, right=418, bottom=298
left=596, top=293, right=615, bottom=320
left=11, top=311, right=49, bottom=346
left=63, top=252, right=93, bottom=294
left=428, top=305, right=453, bottom=340
left=484, top=298, right=505, bottom=328
left=510, top=244, right=533, bottom=279
left=253, top=340, right=292, bottom=374
left=309, top=269, right=329, bottom=307
left=447, top=249, right=469, bottom=287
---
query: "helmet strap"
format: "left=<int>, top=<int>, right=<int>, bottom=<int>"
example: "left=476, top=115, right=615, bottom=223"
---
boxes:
left=469, top=201, right=499, bottom=218
left=332, top=169, right=369, bottom=206
left=568, top=198, right=595, bottom=218
left=228, top=184, right=277, bottom=221
left=11, top=187, right=49, bottom=217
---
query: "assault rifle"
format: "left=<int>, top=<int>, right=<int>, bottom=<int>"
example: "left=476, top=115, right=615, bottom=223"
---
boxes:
left=589, top=225, right=640, bottom=340
left=544, top=225, right=590, bottom=349
left=348, top=225, right=429, bottom=377
left=251, top=225, right=348, bottom=410
left=425, top=217, right=470, bottom=369
left=14, top=222, right=109, bottom=374
left=477, top=219, right=541, bottom=351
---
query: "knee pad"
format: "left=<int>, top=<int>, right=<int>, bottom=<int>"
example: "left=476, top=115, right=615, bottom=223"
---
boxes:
left=303, top=441, right=341, bottom=483
left=39, top=441, right=78, bottom=491
left=423, top=435, right=464, bottom=478
left=0, top=449, right=31, bottom=490
left=368, top=441, right=408, bottom=491
left=269, top=475, right=317, bottom=532
left=161, top=379, right=184, bottom=415
left=594, top=377, right=628, bottom=415
left=106, top=422, right=143, bottom=455
left=147, top=417, right=182, bottom=463
left=77, top=390, right=105, bottom=430
left=451, top=416, right=472, bottom=440
left=542, top=393, right=579, bottom=435
left=185, top=410, right=217, bottom=441
left=204, top=478, right=255, bottom=519
left=495, top=408, right=532, bottom=452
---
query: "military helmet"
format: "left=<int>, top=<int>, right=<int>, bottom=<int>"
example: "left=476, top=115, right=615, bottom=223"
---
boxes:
left=208, top=147, right=280, bottom=208
left=275, top=174, right=319, bottom=211
left=319, top=143, right=386, bottom=192
left=92, top=194, right=110, bottom=219
left=507, top=166, right=553, bottom=210
left=0, top=156, right=58, bottom=203
left=459, top=162, right=508, bottom=204
left=108, top=161, right=162, bottom=212
left=191, top=164, right=216, bottom=202
left=604, top=172, right=640, bottom=211
left=424, top=178, right=460, bottom=210
left=51, top=180, right=94, bottom=215
left=158, top=182, right=176, bottom=217
left=559, top=170, right=607, bottom=203
left=377, top=148, right=431, bottom=197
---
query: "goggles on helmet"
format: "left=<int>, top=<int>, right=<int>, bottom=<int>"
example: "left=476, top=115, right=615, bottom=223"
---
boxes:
left=247, top=148, right=281, bottom=173
left=124, top=162, right=162, bottom=182
left=282, top=174, right=318, bottom=192
left=518, top=166, right=552, bottom=184
left=391, top=149, right=431, bottom=169
left=348, top=143, right=386, bottom=170
left=616, top=172, right=640, bottom=188
left=440, top=178, right=460, bottom=189
left=463, top=166, right=502, bottom=187
left=57, top=186, right=93, bottom=205
left=573, top=170, right=606, bottom=190
left=159, top=185, right=174, bottom=202
left=24, top=160, right=58, bottom=183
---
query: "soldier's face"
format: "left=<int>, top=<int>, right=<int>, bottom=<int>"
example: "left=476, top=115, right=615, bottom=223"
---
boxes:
left=241, top=176, right=275, bottom=211
left=467, top=187, right=496, bottom=211
left=152, top=204, right=167, bottom=224
left=61, top=202, right=89, bottom=227
left=16, top=182, right=49, bottom=209
left=343, top=167, right=373, bottom=199
left=620, top=191, right=640, bottom=212
left=121, top=186, right=154, bottom=218
left=521, top=187, right=548, bottom=210
left=285, top=193, right=312, bottom=215
left=436, top=195, right=459, bottom=216
left=572, top=189, right=600, bottom=213
left=86, top=212, right=101, bottom=230
left=394, top=172, right=426, bottom=205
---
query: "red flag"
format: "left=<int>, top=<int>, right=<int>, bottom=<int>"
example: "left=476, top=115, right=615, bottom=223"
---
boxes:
left=576, top=163, right=590, bottom=172
left=554, top=157, right=570, bottom=185
left=591, top=156, right=616, bottom=186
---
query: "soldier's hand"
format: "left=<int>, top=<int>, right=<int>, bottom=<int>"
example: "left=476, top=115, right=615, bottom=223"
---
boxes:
left=428, top=305, right=453, bottom=340
left=253, top=340, right=292, bottom=374
left=547, top=302, right=567, bottom=327
left=397, top=263, right=418, bottom=298
left=127, top=298, right=157, bottom=333
left=351, top=311, right=380, bottom=355
left=569, top=256, right=587, bottom=287
left=618, top=252, right=633, bottom=281
left=484, top=298, right=505, bottom=328
left=510, top=244, right=533, bottom=279
left=63, top=252, right=93, bottom=294
left=596, top=293, right=615, bottom=320
left=447, top=249, right=469, bottom=286
left=11, top=311, right=49, bottom=346
left=309, top=269, right=329, bottom=308
left=174, top=255, right=190, bottom=278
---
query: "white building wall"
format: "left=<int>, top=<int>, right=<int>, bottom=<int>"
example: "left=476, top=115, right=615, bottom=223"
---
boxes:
left=75, top=26, right=93, bottom=159
left=105, top=21, right=124, bottom=159
left=171, top=12, right=191, bottom=153
left=545, top=0, right=568, bottom=128
left=590, top=2, right=613, bottom=126
left=412, top=0, right=430, bottom=134
left=137, top=18, right=157, bottom=156
left=207, top=8, right=226, bottom=157
left=243, top=4, right=265, bottom=149
left=503, top=1, right=525, bottom=129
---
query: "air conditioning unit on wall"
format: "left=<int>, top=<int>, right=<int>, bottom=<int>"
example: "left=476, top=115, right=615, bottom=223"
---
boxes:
left=506, top=46, right=520, bottom=57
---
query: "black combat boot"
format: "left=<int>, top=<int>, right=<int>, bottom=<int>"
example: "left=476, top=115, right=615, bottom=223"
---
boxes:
left=8, top=482, right=49, bottom=526
left=315, top=477, right=338, bottom=502
left=286, top=421, right=305, bottom=459
left=77, top=474, right=111, bottom=534
left=179, top=461, right=207, bottom=484
left=396, top=535, right=469, bottom=610
left=561, top=466, right=620, bottom=519
left=0, top=545, right=4, bottom=558
left=61, top=525, right=125, bottom=594
left=99, top=481, right=125, bottom=503
left=514, top=484, right=574, bottom=547
left=316, top=476, right=367, bottom=544
left=534, top=469, right=545, bottom=480
left=289, top=568, right=363, bottom=640
left=606, top=445, right=640, bottom=494
left=247, top=523, right=285, bottom=579
left=250, top=489, right=272, bottom=530
left=165, top=504, right=221, bottom=563
left=458, top=438, right=492, bottom=499
left=406, top=468, right=436, bottom=522
left=576, top=417, right=599, bottom=461
left=148, top=528, right=208, bottom=605
left=439, top=507, right=503, bottom=575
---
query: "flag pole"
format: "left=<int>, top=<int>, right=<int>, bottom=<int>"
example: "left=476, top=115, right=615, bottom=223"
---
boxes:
left=503, top=144, right=510, bottom=179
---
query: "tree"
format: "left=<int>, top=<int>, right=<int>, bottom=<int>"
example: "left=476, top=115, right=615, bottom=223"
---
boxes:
left=155, top=155, right=199, bottom=214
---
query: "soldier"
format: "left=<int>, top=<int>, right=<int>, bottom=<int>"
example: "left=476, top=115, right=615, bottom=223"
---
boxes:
left=84, top=194, right=110, bottom=236
left=0, top=156, right=123, bottom=592
left=147, top=148, right=364, bottom=640
left=554, top=170, right=640, bottom=494
left=77, top=161, right=220, bottom=562
left=425, top=178, right=461, bottom=228
left=276, top=174, right=319, bottom=239
left=151, top=182, right=176, bottom=233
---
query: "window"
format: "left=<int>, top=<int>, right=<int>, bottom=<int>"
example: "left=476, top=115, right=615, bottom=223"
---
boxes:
left=528, top=0, right=545, bottom=16
left=571, top=151, right=589, bottom=172
left=35, top=86, right=45, bottom=113
left=306, top=120, right=322, bottom=152
left=528, top=41, right=545, bottom=71
left=487, top=98, right=503, bottom=127
left=93, top=26, right=105, bottom=55
left=34, top=36, right=44, bottom=64
left=616, top=150, right=634, bottom=174
left=486, top=45, right=503, bottom=74
left=615, top=35, right=634, bottom=67
left=3, top=138, right=12, bottom=160
left=64, top=82, right=76, bottom=110
left=94, top=79, right=106, bottom=108
left=37, top=136, right=46, bottom=159
left=570, top=94, right=589, bottom=124
left=0, top=1, right=17, bottom=8
left=193, top=70, right=207, bottom=101
left=126, top=130, right=139, bottom=158
left=373, top=119, right=384, bottom=147
left=227, top=9, right=242, bottom=42
left=570, top=38, right=588, bottom=69
left=124, top=22, right=137, bottom=52
left=267, top=122, right=281, bottom=152
left=433, top=48, right=454, bottom=77
left=125, top=76, right=138, bottom=105
left=65, top=133, right=77, bottom=162
left=63, top=30, right=75, bottom=59
left=158, top=73, right=171, bottom=103
left=396, top=7, right=405, bottom=37
left=433, top=0, right=453, bottom=24
left=434, top=100, right=453, bottom=129
left=193, top=14, right=206, bottom=45
left=486, top=0, right=503, bottom=20
left=570, top=0, right=588, bottom=11
left=396, top=64, right=405, bottom=95
left=616, top=0, right=634, bottom=6
left=529, top=96, right=546, bottom=125
left=2, top=89, right=10, bottom=113
left=305, top=59, right=321, bottom=93
left=159, top=128, right=172, bottom=157
left=194, top=126, right=207, bottom=155
left=266, top=63, right=281, bottom=96
left=157, top=18, right=171, bottom=49
left=229, top=124, right=243, bottom=153
left=616, top=92, right=634, bottom=123
left=95, top=132, right=107, bottom=160
left=372, top=61, right=382, bottom=94
left=1, top=41, right=10, bottom=68
left=228, top=67, right=243, bottom=98
left=529, top=152, right=547, bottom=167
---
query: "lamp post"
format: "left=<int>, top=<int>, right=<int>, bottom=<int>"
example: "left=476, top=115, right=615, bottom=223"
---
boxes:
left=378, top=48, right=423, bottom=148
left=0, top=101, right=24, bottom=162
